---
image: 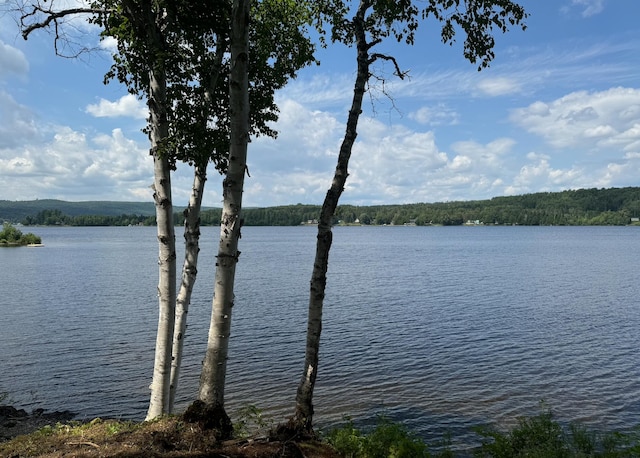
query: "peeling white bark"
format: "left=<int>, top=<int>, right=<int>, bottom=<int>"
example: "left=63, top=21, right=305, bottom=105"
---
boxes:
left=169, top=165, right=206, bottom=413
left=146, top=64, right=176, bottom=420
left=198, top=0, right=250, bottom=411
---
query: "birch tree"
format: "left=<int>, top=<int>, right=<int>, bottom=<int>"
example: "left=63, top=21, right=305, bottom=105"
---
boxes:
left=98, top=0, right=178, bottom=420
left=194, top=0, right=317, bottom=432
left=19, top=0, right=316, bottom=422
left=19, top=0, right=180, bottom=420
left=170, top=1, right=317, bottom=412
left=167, top=19, right=229, bottom=414
left=290, top=0, right=528, bottom=434
left=197, top=0, right=250, bottom=417
left=19, top=0, right=230, bottom=419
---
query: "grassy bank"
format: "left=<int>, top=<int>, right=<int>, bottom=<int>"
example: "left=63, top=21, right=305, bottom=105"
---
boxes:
left=1, top=408, right=639, bottom=457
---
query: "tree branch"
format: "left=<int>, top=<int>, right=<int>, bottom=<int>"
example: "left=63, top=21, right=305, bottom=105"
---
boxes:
left=369, top=52, right=408, bottom=80
left=21, top=5, right=106, bottom=40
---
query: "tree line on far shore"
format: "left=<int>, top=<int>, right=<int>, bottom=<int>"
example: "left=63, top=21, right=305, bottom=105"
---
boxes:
left=14, top=187, right=640, bottom=227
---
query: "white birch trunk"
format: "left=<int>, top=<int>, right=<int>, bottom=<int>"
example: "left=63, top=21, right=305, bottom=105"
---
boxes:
left=198, top=0, right=250, bottom=411
left=168, top=33, right=225, bottom=413
left=168, top=164, right=206, bottom=413
left=145, top=9, right=176, bottom=420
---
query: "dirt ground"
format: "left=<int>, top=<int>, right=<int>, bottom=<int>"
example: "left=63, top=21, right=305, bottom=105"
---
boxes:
left=0, top=406, right=339, bottom=458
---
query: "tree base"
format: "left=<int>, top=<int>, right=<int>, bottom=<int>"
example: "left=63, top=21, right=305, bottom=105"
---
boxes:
left=271, top=417, right=316, bottom=442
left=183, top=400, right=233, bottom=440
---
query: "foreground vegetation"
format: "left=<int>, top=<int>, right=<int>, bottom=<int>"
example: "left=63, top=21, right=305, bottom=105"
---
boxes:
left=473, top=410, right=640, bottom=458
left=326, top=410, right=640, bottom=457
left=0, top=223, right=41, bottom=246
left=2, top=408, right=639, bottom=457
left=2, top=187, right=640, bottom=227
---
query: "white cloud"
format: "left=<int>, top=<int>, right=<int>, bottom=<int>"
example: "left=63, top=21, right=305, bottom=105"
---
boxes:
left=451, top=138, right=515, bottom=158
left=0, top=40, right=29, bottom=79
left=86, top=94, right=147, bottom=119
left=0, top=124, right=153, bottom=201
left=251, top=98, right=342, bottom=175
left=505, top=152, right=586, bottom=196
left=2, top=8, right=638, bottom=208
left=0, top=91, right=40, bottom=148
left=510, top=87, right=640, bottom=151
left=476, top=77, right=521, bottom=96
left=99, top=36, right=118, bottom=53
left=569, top=0, right=605, bottom=17
left=449, top=155, right=472, bottom=172
left=44, top=0, right=100, bottom=32
left=393, top=69, right=477, bottom=101
left=595, top=152, right=640, bottom=189
left=409, top=105, right=459, bottom=126
left=278, top=74, right=355, bottom=108
left=346, top=119, right=450, bottom=203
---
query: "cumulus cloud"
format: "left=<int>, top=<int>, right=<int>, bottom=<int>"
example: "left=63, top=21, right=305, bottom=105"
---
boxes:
left=0, top=40, right=29, bottom=79
left=504, top=152, right=585, bottom=196
left=346, top=119, right=450, bottom=203
left=86, top=94, right=147, bottom=119
left=0, top=124, right=153, bottom=201
left=239, top=93, right=634, bottom=206
left=510, top=87, right=640, bottom=151
left=595, top=152, right=640, bottom=189
left=251, top=98, right=342, bottom=174
left=99, top=36, right=118, bottom=53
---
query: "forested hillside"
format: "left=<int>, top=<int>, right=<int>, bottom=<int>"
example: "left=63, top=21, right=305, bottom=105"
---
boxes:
left=2, top=187, right=639, bottom=226
left=0, top=199, right=157, bottom=222
left=232, top=187, right=640, bottom=226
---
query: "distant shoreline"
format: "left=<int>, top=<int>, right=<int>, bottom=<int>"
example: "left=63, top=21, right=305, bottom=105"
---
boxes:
left=3, top=187, right=640, bottom=226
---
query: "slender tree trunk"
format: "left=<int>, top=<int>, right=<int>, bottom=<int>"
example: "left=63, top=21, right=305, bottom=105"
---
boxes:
left=293, top=1, right=371, bottom=432
left=146, top=66, right=176, bottom=420
left=143, top=2, right=176, bottom=420
left=169, top=164, right=206, bottom=413
left=198, top=0, right=250, bottom=417
left=168, top=35, right=225, bottom=413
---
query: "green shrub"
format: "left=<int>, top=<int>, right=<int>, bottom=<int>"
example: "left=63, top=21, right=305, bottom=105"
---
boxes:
left=0, top=222, right=22, bottom=242
left=326, top=419, right=364, bottom=457
left=327, top=416, right=429, bottom=458
left=475, top=409, right=640, bottom=457
left=0, top=222, right=41, bottom=245
left=21, top=232, right=42, bottom=245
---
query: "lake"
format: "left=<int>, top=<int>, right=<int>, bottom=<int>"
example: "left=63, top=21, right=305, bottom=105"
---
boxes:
left=1, top=225, right=638, bottom=452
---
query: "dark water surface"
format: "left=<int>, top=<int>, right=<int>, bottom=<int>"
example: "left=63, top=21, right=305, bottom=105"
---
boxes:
left=1, top=225, right=638, bottom=451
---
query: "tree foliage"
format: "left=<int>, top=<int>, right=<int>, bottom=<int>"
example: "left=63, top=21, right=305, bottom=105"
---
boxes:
left=0, top=222, right=41, bottom=246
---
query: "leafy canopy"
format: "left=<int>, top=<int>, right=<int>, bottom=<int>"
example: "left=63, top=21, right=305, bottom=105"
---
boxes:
left=310, top=0, right=527, bottom=70
left=92, top=0, right=316, bottom=172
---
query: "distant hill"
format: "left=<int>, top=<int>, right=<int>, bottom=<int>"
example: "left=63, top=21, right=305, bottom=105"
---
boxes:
left=0, top=200, right=159, bottom=222
left=2, top=187, right=640, bottom=226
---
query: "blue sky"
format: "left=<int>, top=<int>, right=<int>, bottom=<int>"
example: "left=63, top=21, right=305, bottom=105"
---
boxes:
left=0, top=0, right=639, bottom=208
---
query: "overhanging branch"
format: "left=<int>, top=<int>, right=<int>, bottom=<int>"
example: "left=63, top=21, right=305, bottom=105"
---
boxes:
left=20, top=5, right=107, bottom=39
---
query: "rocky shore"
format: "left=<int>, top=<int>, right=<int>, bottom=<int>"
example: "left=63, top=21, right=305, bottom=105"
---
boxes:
left=0, top=405, right=76, bottom=442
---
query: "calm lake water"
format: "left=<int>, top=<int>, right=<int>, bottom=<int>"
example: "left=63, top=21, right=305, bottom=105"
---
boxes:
left=1, top=225, right=639, bottom=452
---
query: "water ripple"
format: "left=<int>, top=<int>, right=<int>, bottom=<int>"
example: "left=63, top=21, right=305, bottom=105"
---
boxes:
left=1, top=226, right=639, bottom=452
